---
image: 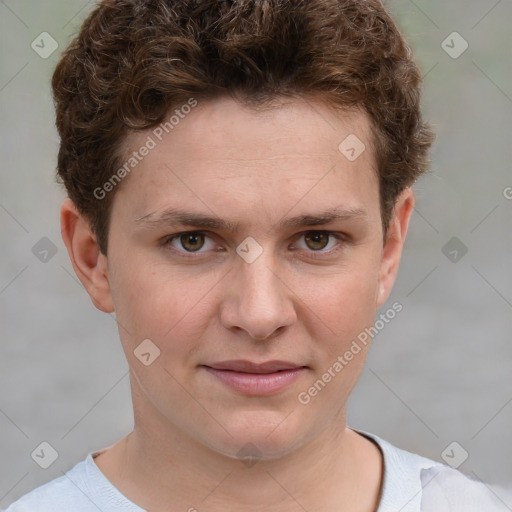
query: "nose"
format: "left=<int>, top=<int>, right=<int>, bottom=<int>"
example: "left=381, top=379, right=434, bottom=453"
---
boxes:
left=219, top=249, right=296, bottom=341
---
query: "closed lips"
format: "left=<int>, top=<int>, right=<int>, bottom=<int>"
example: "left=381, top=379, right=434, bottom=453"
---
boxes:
left=203, top=360, right=306, bottom=373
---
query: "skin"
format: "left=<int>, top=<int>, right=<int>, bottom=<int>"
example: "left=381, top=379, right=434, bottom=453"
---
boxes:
left=61, top=95, right=414, bottom=512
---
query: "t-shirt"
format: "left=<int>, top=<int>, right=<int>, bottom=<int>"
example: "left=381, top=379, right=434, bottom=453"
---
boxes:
left=3, top=430, right=510, bottom=511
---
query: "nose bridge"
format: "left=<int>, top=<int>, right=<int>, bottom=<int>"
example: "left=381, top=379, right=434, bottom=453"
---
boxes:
left=224, top=242, right=295, bottom=340
left=241, top=249, right=280, bottom=305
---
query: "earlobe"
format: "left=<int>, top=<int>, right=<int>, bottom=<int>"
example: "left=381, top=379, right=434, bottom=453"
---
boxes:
left=60, top=198, right=114, bottom=313
left=376, top=188, right=415, bottom=307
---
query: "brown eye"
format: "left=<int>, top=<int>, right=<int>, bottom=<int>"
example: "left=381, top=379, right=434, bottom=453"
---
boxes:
left=164, top=231, right=219, bottom=257
left=180, top=232, right=206, bottom=252
left=304, top=232, right=330, bottom=250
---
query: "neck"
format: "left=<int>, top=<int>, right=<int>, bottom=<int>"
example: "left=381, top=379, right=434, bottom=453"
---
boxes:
left=94, top=379, right=382, bottom=512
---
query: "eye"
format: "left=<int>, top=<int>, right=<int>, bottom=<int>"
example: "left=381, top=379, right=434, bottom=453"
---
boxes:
left=163, top=231, right=217, bottom=254
left=162, top=230, right=348, bottom=259
left=293, top=231, right=346, bottom=256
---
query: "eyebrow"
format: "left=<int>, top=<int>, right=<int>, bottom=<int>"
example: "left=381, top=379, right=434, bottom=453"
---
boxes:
left=135, top=206, right=367, bottom=233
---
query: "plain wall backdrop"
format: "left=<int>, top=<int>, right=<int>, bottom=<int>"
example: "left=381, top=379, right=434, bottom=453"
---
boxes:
left=1, top=0, right=511, bottom=506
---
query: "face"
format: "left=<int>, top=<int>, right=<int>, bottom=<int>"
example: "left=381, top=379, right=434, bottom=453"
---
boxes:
left=79, top=96, right=411, bottom=460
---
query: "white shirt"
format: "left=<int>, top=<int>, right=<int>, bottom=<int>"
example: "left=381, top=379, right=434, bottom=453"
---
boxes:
left=3, top=430, right=510, bottom=511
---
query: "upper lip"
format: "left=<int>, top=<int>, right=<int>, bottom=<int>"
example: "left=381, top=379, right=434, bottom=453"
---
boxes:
left=203, top=360, right=306, bottom=374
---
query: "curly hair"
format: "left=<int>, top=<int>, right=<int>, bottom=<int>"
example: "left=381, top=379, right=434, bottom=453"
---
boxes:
left=52, top=0, right=434, bottom=255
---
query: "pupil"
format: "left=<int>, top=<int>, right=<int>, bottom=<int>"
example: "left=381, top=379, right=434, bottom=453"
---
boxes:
left=306, top=232, right=328, bottom=250
left=182, top=233, right=204, bottom=251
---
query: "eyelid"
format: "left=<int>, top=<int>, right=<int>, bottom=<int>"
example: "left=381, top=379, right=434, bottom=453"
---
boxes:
left=162, top=230, right=218, bottom=255
left=290, top=231, right=348, bottom=258
left=162, top=230, right=348, bottom=258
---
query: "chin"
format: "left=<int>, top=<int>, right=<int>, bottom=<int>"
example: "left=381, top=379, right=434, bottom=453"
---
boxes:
left=203, top=410, right=311, bottom=462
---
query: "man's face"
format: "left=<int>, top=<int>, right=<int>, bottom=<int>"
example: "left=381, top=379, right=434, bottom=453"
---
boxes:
left=102, top=96, right=401, bottom=459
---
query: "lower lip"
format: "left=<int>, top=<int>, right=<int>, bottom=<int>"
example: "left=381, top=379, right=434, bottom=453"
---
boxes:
left=202, top=367, right=307, bottom=396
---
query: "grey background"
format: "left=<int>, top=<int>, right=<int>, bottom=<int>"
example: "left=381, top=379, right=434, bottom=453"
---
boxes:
left=1, top=0, right=511, bottom=506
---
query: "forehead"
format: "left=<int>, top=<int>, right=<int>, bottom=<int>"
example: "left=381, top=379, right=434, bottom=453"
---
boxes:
left=112, top=96, right=380, bottom=226
left=121, top=95, right=374, bottom=163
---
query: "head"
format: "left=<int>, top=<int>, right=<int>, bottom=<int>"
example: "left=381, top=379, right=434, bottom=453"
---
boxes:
left=54, top=0, right=433, bottom=461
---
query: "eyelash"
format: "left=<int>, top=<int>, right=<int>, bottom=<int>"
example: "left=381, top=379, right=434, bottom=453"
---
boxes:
left=161, top=230, right=348, bottom=260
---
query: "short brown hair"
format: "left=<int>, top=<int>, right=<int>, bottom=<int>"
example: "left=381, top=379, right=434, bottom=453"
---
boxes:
left=52, top=0, right=434, bottom=255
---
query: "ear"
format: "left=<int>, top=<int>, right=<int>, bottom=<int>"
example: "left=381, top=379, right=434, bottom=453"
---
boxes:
left=60, top=198, right=114, bottom=313
left=376, top=188, right=415, bottom=307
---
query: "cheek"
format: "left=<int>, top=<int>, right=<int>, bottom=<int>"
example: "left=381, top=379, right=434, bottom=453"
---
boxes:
left=109, top=254, right=221, bottom=356
left=294, top=264, right=381, bottom=409
left=299, top=255, right=381, bottom=344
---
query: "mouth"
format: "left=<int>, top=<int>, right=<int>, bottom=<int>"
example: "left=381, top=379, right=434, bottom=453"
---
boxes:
left=200, top=360, right=308, bottom=396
